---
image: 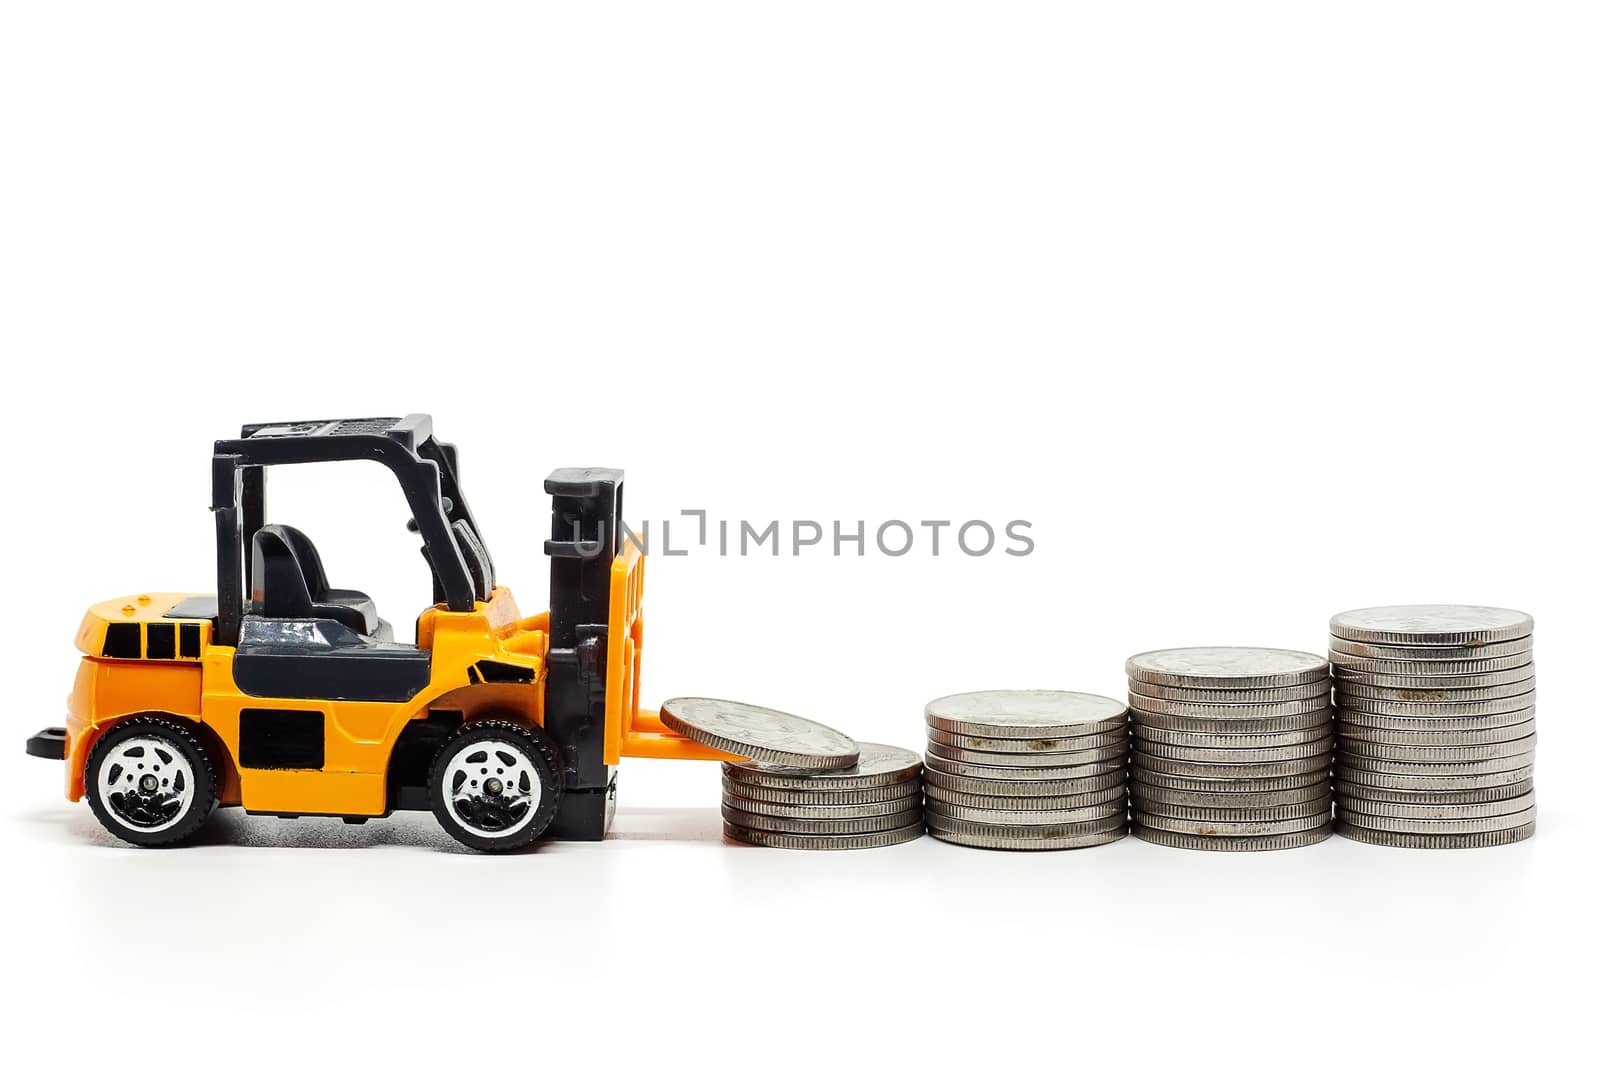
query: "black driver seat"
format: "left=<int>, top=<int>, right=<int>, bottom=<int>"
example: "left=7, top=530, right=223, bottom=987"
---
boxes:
left=250, top=524, right=380, bottom=636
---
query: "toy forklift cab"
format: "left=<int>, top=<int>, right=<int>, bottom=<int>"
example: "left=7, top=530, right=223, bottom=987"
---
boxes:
left=213, top=415, right=486, bottom=707
left=28, top=415, right=729, bottom=852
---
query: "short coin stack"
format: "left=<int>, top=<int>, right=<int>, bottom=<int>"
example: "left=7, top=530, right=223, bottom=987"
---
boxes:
left=1329, top=605, right=1536, bottom=849
left=661, top=697, right=925, bottom=850
left=1125, top=647, right=1335, bottom=851
left=719, top=742, right=926, bottom=849
left=921, top=690, right=1129, bottom=850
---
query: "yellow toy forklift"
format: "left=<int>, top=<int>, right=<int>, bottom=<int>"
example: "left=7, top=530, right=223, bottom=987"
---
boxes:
left=25, top=415, right=730, bottom=850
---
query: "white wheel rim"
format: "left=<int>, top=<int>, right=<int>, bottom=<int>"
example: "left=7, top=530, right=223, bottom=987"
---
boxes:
left=441, top=739, right=541, bottom=839
left=95, top=735, right=196, bottom=833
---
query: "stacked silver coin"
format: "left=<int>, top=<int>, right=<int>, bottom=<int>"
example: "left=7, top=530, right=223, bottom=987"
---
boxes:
left=1125, top=648, right=1335, bottom=851
left=1329, top=606, right=1536, bottom=848
left=921, top=690, right=1130, bottom=850
left=661, top=696, right=925, bottom=849
left=720, top=743, right=927, bottom=849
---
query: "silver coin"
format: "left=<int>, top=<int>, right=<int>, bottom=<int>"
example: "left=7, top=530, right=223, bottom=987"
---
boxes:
left=1131, top=766, right=1330, bottom=792
left=1334, top=707, right=1535, bottom=732
left=1134, top=736, right=1334, bottom=764
left=1134, top=811, right=1329, bottom=836
left=1336, top=821, right=1534, bottom=849
left=721, top=803, right=922, bottom=835
left=1131, top=782, right=1330, bottom=809
left=1334, top=792, right=1535, bottom=820
left=1133, top=724, right=1332, bottom=749
left=933, top=720, right=1128, bottom=743
left=1128, top=693, right=1332, bottom=720
left=1134, top=798, right=1331, bottom=822
left=1336, top=678, right=1536, bottom=705
left=1336, top=806, right=1536, bottom=835
left=721, top=776, right=923, bottom=806
left=1329, top=605, right=1534, bottom=647
left=1338, top=735, right=1536, bottom=762
left=1334, top=691, right=1536, bottom=718
left=1133, top=824, right=1332, bottom=851
left=1335, top=780, right=1533, bottom=805
left=1328, top=649, right=1534, bottom=675
left=925, top=810, right=1127, bottom=840
left=1333, top=662, right=1536, bottom=688
left=721, top=741, right=921, bottom=789
left=661, top=697, right=859, bottom=770
left=924, top=783, right=1126, bottom=811
left=1129, top=678, right=1332, bottom=704
left=1336, top=765, right=1534, bottom=791
left=1125, top=647, right=1329, bottom=689
left=1328, top=634, right=1534, bottom=661
left=923, top=690, right=1128, bottom=739
left=926, top=798, right=1126, bottom=826
left=1133, top=752, right=1331, bottom=779
left=1133, top=708, right=1332, bottom=734
left=921, top=767, right=1126, bottom=797
left=1334, top=667, right=1536, bottom=700
left=723, top=822, right=925, bottom=850
left=1335, top=721, right=1535, bottom=747
left=1336, top=752, right=1533, bottom=776
left=929, top=823, right=1127, bottom=851
left=926, top=727, right=1128, bottom=755
left=924, top=751, right=1127, bottom=781
left=926, top=737, right=1129, bottom=768
left=720, top=791, right=922, bottom=819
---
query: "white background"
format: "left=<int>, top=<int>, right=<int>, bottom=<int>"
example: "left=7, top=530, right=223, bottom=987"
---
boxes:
left=2, top=3, right=1595, bottom=1064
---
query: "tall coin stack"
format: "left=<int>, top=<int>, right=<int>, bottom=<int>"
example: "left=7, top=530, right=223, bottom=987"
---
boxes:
left=720, top=743, right=927, bottom=850
left=1125, top=648, right=1335, bottom=851
left=921, top=690, right=1130, bottom=851
left=1329, top=605, right=1536, bottom=848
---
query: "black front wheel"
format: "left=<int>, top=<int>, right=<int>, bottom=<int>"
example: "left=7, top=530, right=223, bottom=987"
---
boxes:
left=428, top=720, right=561, bottom=852
left=84, top=716, right=217, bottom=847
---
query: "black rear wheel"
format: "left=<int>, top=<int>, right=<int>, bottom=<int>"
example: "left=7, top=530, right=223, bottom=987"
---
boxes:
left=84, top=716, right=217, bottom=847
left=428, top=719, right=561, bottom=852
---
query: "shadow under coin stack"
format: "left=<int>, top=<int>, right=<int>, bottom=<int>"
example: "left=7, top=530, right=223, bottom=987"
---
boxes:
left=1329, top=605, right=1536, bottom=849
left=921, top=690, right=1130, bottom=850
left=660, top=697, right=925, bottom=850
left=1125, top=648, right=1335, bottom=851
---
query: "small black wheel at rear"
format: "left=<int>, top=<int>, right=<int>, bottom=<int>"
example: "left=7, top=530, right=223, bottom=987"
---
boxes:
left=84, top=716, right=218, bottom=847
left=428, top=719, right=562, bottom=852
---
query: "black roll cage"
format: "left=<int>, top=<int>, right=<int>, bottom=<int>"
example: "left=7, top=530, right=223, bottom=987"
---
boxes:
left=209, top=414, right=495, bottom=646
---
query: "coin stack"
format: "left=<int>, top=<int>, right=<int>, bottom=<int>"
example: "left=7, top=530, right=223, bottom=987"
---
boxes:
left=1329, top=605, right=1536, bottom=848
left=719, top=742, right=927, bottom=850
left=1125, top=648, right=1335, bottom=851
left=921, top=690, right=1130, bottom=850
left=661, top=697, right=927, bottom=850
